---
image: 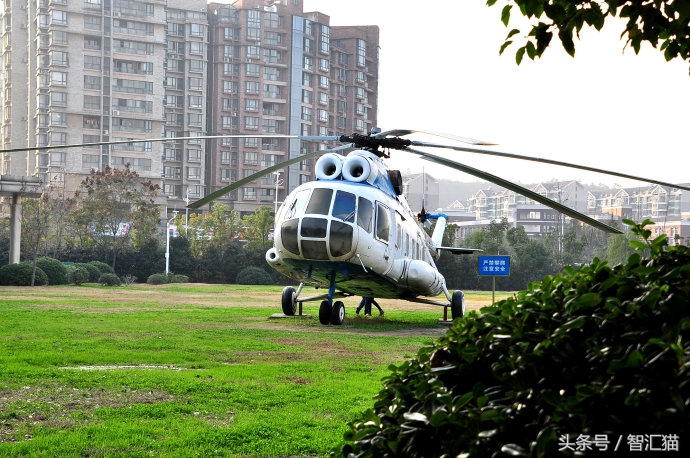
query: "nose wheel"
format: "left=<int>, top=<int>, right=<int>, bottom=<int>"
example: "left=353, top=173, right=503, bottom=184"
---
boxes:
left=281, top=286, right=297, bottom=316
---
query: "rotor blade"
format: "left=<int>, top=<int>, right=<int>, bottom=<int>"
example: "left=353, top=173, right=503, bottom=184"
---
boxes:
left=376, top=128, right=496, bottom=146
left=187, top=143, right=352, bottom=209
left=0, top=134, right=346, bottom=155
left=408, top=141, right=690, bottom=192
left=404, top=146, right=623, bottom=234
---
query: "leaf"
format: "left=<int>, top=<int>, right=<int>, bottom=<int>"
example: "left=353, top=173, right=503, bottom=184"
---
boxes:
left=501, top=5, right=512, bottom=26
left=558, top=28, right=576, bottom=56
left=506, top=28, right=521, bottom=40
left=500, top=41, right=514, bottom=55
left=403, top=412, right=429, bottom=424
left=516, top=46, right=526, bottom=65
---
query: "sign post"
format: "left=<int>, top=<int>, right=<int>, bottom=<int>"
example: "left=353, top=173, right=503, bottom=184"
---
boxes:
left=478, top=255, right=511, bottom=304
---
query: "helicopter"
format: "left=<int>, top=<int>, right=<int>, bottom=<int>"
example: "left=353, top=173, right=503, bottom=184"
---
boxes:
left=187, top=128, right=690, bottom=325
left=3, top=130, right=687, bottom=324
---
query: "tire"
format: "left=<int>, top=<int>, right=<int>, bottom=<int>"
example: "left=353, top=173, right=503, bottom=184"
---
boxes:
left=451, top=290, right=465, bottom=319
left=318, top=300, right=331, bottom=325
left=281, top=286, right=297, bottom=316
left=331, top=301, right=345, bottom=325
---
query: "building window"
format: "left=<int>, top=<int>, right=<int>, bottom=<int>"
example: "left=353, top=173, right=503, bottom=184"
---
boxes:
left=83, top=115, right=100, bottom=129
left=82, top=154, right=100, bottom=169
left=246, top=63, right=260, bottom=77
left=84, top=16, right=101, bottom=30
left=189, top=42, right=204, bottom=55
left=84, top=75, right=101, bottom=90
left=245, top=81, right=260, bottom=94
left=51, top=92, right=68, bottom=106
left=52, top=10, right=68, bottom=26
left=51, top=51, right=69, bottom=66
left=189, top=23, right=205, bottom=37
left=84, top=55, right=101, bottom=70
left=84, top=37, right=102, bottom=50
left=188, top=95, right=203, bottom=108
left=356, top=39, right=366, bottom=67
left=51, top=71, right=68, bottom=86
left=243, top=151, right=258, bottom=165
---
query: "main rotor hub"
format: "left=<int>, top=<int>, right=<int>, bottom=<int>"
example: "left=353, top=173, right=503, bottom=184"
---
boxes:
left=338, top=133, right=411, bottom=157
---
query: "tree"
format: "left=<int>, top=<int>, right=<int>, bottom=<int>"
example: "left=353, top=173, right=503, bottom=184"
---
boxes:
left=21, top=194, right=53, bottom=285
left=240, top=205, right=274, bottom=250
left=70, top=165, right=160, bottom=271
left=340, top=220, right=690, bottom=456
left=490, top=0, right=690, bottom=70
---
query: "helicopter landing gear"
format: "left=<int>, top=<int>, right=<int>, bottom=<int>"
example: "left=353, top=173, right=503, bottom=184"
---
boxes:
left=331, top=301, right=345, bottom=325
left=318, top=299, right=345, bottom=325
left=318, top=300, right=331, bottom=325
left=281, top=286, right=297, bottom=316
left=451, top=290, right=465, bottom=319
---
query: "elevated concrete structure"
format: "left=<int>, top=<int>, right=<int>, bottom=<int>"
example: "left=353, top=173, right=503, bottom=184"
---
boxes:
left=0, top=175, right=43, bottom=264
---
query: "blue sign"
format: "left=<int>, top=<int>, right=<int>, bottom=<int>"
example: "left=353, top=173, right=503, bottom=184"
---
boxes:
left=478, top=255, right=511, bottom=276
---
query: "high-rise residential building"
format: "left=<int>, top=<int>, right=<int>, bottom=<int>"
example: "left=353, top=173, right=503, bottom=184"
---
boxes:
left=206, top=0, right=379, bottom=214
left=163, top=0, right=209, bottom=210
left=1, top=0, right=379, bottom=216
left=0, top=0, right=206, bottom=212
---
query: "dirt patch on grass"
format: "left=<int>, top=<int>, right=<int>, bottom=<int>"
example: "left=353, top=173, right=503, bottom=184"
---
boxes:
left=0, top=383, right=175, bottom=443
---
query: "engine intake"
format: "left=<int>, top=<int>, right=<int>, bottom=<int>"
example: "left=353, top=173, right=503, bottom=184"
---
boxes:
left=342, top=154, right=373, bottom=183
left=315, top=153, right=343, bottom=180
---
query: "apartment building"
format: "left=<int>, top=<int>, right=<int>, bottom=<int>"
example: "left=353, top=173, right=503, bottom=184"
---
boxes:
left=206, top=0, right=379, bottom=214
left=2, top=0, right=377, bottom=216
left=590, top=184, right=684, bottom=222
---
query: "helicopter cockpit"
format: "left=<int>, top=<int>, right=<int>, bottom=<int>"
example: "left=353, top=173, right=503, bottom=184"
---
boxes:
left=276, top=183, right=389, bottom=262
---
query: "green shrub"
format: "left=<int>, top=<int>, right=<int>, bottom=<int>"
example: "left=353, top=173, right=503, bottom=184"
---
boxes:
left=89, top=260, right=115, bottom=275
left=147, top=273, right=169, bottom=285
left=74, top=262, right=101, bottom=282
left=35, top=257, right=68, bottom=285
left=340, top=220, right=690, bottom=457
left=67, top=265, right=90, bottom=285
left=171, top=274, right=189, bottom=283
left=0, top=262, right=49, bottom=286
left=98, top=273, right=121, bottom=286
left=235, top=267, right=272, bottom=285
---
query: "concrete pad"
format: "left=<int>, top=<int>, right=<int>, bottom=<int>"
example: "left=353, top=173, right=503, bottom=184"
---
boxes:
left=269, top=313, right=313, bottom=319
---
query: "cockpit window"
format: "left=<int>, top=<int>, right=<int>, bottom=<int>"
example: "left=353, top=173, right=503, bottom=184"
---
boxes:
left=357, top=197, right=373, bottom=232
left=376, top=202, right=390, bottom=242
left=285, top=188, right=310, bottom=219
left=332, top=190, right=356, bottom=223
left=305, top=188, right=333, bottom=215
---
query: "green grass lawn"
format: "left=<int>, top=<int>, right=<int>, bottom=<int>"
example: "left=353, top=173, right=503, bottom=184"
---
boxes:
left=0, top=284, right=507, bottom=457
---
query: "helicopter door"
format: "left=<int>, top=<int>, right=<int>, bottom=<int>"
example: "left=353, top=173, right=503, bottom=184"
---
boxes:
left=373, top=202, right=395, bottom=274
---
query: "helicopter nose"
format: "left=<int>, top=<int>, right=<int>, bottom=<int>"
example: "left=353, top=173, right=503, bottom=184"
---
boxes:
left=278, top=216, right=355, bottom=260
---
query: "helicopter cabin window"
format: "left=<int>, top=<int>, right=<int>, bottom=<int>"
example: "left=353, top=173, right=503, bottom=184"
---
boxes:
left=375, top=203, right=390, bottom=242
left=357, top=197, right=373, bottom=232
left=285, top=188, right=310, bottom=219
left=305, top=188, right=332, bottom=215
left=332, top=190, right=355, bottom=223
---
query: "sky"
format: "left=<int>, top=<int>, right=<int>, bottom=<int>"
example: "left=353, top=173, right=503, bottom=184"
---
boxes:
left=303, top=0, right=690, bottom=188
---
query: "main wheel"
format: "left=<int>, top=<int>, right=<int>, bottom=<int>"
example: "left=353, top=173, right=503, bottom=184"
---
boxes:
left=318, top=300, right=331, bottom=325
left=331, top=301, right=345, bottom=325
left=451, top=290, right=465, bottom=319
left=281, top=286, right=297, bottom=316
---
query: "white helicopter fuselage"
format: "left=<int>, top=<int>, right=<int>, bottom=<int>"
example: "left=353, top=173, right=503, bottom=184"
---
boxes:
left=265, top=149, right=447, bottom=300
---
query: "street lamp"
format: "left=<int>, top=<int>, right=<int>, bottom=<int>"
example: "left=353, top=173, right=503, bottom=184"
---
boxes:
left=165, top=210, right=179, bottom=275
left=183, top=187, right=190, bottom=233
left=273, top=171, right=283, bottom=214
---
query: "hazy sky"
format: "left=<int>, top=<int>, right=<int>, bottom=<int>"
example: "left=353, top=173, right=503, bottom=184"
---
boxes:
left=303, top=0, right=690, bottom=187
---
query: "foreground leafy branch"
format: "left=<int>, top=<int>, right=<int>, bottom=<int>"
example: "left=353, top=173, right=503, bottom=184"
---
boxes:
left=340, top=219, right=689, bottom=456
left=490, top=0, right=690, bottom=70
